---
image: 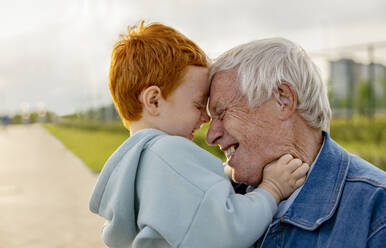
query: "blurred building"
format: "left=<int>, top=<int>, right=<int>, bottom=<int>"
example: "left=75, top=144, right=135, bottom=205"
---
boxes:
left=330, top=59, right=386, bottom=100
left=84, top=103, right=120, bottom=122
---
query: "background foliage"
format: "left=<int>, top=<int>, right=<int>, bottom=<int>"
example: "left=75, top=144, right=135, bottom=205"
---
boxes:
left=42, top=117, right=386, bottom=172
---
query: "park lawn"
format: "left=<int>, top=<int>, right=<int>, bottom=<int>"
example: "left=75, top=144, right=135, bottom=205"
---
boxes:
left=329, top=117, right=386, bottom=171
left=42, top=123, right=130, bottom=172
left=42, top=117, right=386, bottom=172
left=42, top=122, right=224, bottom=172
left=338, top=141, right=385, bottom=169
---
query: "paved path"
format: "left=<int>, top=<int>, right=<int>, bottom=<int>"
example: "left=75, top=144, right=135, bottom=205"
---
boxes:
left=0, top=124, right=106, bottom=248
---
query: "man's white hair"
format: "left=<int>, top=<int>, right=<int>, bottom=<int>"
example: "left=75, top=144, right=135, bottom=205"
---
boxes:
left=210, top=38, right=332, bottom=132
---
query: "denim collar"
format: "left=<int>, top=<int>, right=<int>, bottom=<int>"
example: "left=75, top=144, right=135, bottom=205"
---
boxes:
left=282, top=131, right=350, bottom=230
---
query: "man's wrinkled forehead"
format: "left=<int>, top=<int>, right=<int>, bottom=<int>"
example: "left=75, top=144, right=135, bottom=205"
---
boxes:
left=208, top=68, right=239, bottom=96
left=207, top=69, right=241, bottom=116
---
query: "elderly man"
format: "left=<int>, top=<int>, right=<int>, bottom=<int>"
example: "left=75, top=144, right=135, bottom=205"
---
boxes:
left=206, top=38, right=386, bottom=247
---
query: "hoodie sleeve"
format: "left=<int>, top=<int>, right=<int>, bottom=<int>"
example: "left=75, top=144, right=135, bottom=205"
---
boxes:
left=133, top=136, right=277, bottom=248
left=180, top=182, right=277, bottom=248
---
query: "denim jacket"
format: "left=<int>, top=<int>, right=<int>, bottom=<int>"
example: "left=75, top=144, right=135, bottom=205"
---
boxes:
left=259, top=132, right=386, bottom=248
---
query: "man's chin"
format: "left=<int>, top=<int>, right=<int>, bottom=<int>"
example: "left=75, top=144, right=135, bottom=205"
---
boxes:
left=231, top=170, right=245, bottom=185
left=232, top=172, right=261, bottom=187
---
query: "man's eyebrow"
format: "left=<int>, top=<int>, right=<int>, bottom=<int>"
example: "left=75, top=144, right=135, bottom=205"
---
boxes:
left=210, top=101, right=224, bottom=116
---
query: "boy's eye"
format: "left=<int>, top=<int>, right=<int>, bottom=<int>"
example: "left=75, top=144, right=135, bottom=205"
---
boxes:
left=195, top=102, right=205, bottom=110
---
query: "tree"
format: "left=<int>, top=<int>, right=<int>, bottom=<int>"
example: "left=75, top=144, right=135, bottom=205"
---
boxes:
left=356, top=80, right=370, bottom=116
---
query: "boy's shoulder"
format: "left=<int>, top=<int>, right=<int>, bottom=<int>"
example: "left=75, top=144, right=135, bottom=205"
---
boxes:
left=147, top=133, right=198, bottom=151
left=147, top=133, right=221, bottom=164
left=141, top=132, right=226, bottom=187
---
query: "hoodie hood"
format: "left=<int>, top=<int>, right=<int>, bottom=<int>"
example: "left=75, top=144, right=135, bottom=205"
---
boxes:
left=89, top=128, right=165, bottom=248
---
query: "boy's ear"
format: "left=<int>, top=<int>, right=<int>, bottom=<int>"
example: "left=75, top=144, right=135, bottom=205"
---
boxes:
left=140, top=86, right=162, bottom=116
left=274, top=81, right=297, bottom=121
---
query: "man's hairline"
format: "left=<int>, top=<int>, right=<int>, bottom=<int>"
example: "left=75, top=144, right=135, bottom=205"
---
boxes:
left=207, top=67, right=254, bottom=119
left=208, top=66, right=272, bottom=112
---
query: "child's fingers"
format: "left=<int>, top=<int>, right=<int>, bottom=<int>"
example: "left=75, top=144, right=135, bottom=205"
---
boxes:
left=287, top=158, right=302, bottom=172
left=278, top=154, right=294, bottom=164
left=295, top=176, right=307, bottom=188
left=292, top=163, right=310, bottom=179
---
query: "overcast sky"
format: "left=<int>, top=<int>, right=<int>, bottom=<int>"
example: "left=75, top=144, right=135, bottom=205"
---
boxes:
left=1, top=0, right=386, bottom=115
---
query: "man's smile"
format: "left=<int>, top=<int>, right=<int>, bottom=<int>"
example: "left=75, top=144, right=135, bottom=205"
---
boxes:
left=222, top=143, right=239, bottom=161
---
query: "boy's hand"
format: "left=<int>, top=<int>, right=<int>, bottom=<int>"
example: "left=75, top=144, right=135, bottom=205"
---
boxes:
left=258, top=154, right=309, bottom=204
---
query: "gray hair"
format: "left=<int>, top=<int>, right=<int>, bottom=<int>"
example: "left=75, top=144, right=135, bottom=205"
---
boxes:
left=209, top=38, right=331, bottom=132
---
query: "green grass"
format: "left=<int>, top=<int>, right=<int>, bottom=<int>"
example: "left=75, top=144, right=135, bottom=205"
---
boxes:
left=42, top=122, right=130, bottom=172
left=329, top=117, right=386, bottom=171
left=42, top=117, right=386, bottom=172
left=193, top=123, right=226, bottom=161
left=42, top=121, right=224, bottom=172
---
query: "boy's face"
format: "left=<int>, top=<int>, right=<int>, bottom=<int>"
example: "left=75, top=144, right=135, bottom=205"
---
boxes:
left=158, top=66, right=210, bottom=140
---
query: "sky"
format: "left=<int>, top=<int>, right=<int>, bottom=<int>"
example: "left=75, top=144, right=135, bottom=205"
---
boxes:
left=1, top=0, right=386, bottom=116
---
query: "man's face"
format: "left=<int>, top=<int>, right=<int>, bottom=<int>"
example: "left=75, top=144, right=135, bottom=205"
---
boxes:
left=206, top=68, right=285, bottom=186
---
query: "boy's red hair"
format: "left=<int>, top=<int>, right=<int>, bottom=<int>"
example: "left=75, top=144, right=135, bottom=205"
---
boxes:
left=109, top=21, right=208, bottom=129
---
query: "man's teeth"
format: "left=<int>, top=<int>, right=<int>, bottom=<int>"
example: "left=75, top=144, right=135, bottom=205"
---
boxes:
left=225, top=145, right=236, bottom=158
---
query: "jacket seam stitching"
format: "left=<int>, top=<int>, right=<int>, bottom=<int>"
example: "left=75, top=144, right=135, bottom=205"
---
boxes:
left=346, top=176, right=386, bottom=188
left=283, top=217, right=313, bottom=227
left=368, top=218, right=386, bottom=241
left=283, top=150, right=350, bottom=229
left=143, top=137, right=225, bottom=247
left=178, top=180, right=225, bottom=247
left=177, top=197, right=204, bottom=248
left=319, top=150, right=349, bottom=224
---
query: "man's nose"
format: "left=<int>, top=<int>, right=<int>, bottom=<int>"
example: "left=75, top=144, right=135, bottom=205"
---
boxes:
left=206, top=119, right=222, bottom=145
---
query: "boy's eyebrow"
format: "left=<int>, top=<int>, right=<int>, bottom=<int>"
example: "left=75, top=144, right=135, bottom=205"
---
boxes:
left=195, top=93, right=209, bottom=102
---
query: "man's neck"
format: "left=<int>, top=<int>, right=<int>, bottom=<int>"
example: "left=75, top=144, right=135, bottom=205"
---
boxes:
left=284, top=117, right=323, bottom=165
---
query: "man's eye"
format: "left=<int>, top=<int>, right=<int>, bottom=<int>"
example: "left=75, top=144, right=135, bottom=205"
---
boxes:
left=217, top=109, right=226, bottom=120
left=220, top=110, right=226, bottom=120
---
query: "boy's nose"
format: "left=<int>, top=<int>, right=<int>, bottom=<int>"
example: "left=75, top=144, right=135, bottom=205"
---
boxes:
left=201, top=110, right=210, bottom=124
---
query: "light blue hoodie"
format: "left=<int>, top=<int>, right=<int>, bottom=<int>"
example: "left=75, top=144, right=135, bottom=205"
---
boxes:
left=90, top=129, right=277, bottom=248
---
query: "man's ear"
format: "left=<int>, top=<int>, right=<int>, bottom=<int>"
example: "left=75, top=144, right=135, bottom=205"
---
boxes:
left=274, top=81, right=297, bottom=120
left=140, top=86, right=162, bottom=116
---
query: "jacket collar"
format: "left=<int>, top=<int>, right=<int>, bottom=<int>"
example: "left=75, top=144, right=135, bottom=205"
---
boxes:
left=282, top=131, right=350, bottom=230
